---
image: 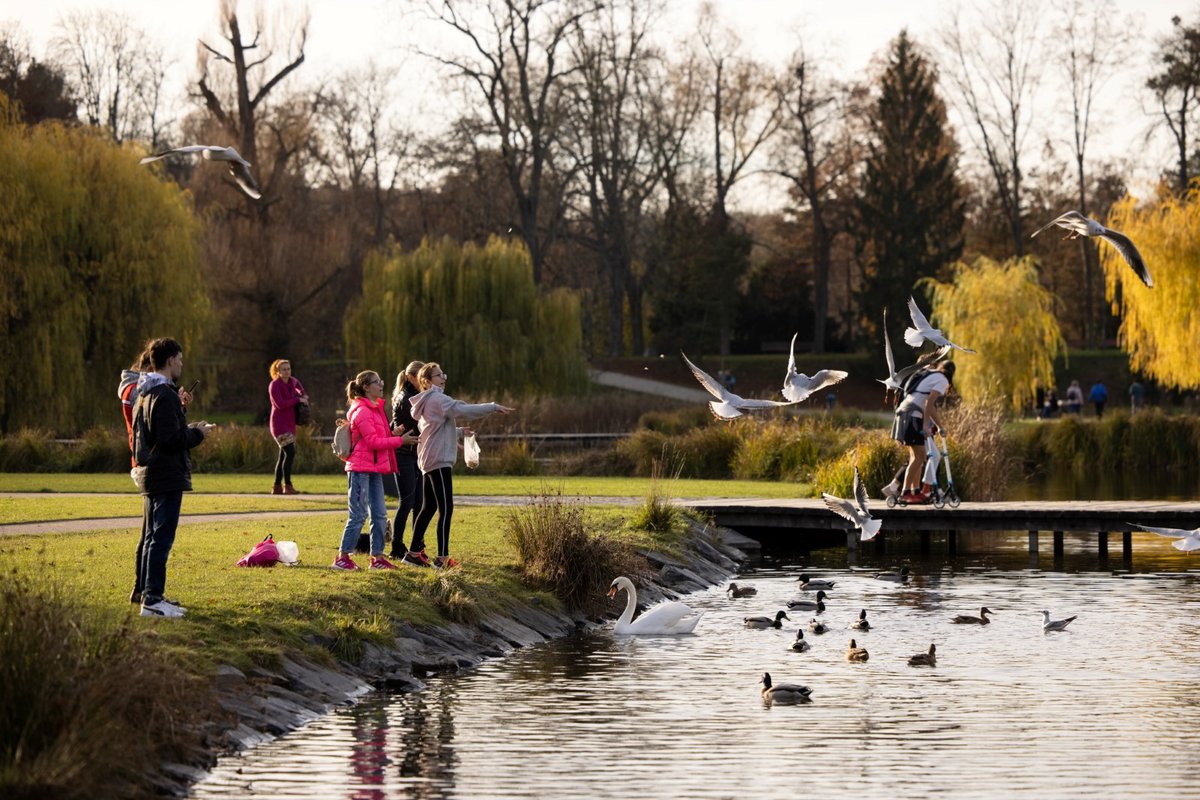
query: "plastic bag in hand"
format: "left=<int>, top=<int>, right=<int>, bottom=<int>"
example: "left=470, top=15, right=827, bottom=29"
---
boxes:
left=464, top=432, right=481, bottom=469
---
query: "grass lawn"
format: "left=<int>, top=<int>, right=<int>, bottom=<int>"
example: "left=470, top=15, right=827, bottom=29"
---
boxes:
left=0, top=504, right=644, bottom=672
left=0, top=495, right=347, bottom=525
left=0, top=472, right=810, bottom=498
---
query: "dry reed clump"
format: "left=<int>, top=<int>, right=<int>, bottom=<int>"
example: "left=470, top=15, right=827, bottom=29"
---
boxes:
left=327, top=610, right=396, bottom=663
left=943, top=397, right=1019, bottom=501
left=503, top=492, right=647, bottom=617
left=809, top=430, right=905, bottom=497
left=0, top=577, right=214, bottom=800
left=628, top=460, right=685, bottom=534
left=419, top=572, right=483, bottom=625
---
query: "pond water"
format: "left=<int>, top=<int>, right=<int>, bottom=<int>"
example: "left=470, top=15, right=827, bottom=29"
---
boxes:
left=191, top=538, right=1200, bottom=800
left=1012, top=470, right=1200, bottom=501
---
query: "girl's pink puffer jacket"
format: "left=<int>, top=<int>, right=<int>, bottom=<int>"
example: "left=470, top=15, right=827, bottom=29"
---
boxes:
left=343, top=396, right=407, bottom=474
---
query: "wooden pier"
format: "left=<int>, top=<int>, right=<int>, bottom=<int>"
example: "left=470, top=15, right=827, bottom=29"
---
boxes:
left=686, top=498, right=1200, bottom=563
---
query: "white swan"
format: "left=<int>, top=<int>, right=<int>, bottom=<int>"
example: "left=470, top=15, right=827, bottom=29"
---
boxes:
left=607, top=577, right=702, bottom=635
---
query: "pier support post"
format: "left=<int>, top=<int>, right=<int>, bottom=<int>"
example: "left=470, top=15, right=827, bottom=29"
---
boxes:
left=1053, top=531, right=1064, bottom=557
left=948, top=530, right=958, bottom=556
left=1123, top=531, right=1133, bottom=567
left=1098, top=531, right=1108, bottom=559
left=847, top=529, right=858, bottom=553
left=920, top=531, right=931, bottom=554
left=1028, top=530, right=1039, bottom=568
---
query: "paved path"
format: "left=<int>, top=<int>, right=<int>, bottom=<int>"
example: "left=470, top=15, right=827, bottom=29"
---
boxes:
left=590, top=368, right=711, bottom=402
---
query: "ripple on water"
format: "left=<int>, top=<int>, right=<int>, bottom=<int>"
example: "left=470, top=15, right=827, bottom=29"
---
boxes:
left=191, top=544, right=1200, bottom=800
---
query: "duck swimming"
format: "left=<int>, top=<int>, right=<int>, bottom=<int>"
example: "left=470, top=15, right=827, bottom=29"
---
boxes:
left=874, top=566, right=911, bottom=582
left=726, top=582, right=758, bottom=598
left=745, top=610, right=790, bottom=629
left=786, top=590, right=828, bottom=611
left=908, top=643, right=937, bottom=666
left=760, top=672, right=813, bottom=704
left=845, top=638, right=870, bottom=661
left=607, top=577, right=703, bottom=635
left=808, top=618, right=829, bottom=634
left=952, top=607, right=993, bottom=624
left=790, top=629, right=811, bottom=652
left=849, top=608, right=870, bottom=630
left=796, top=574, right=835, bottom=591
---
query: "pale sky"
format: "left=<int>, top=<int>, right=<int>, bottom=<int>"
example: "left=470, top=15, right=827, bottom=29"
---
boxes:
left=3, top=0, right=1194, bottom=207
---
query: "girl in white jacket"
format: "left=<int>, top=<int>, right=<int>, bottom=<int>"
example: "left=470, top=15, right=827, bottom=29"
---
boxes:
left=406, top=362, right=514, bottom=568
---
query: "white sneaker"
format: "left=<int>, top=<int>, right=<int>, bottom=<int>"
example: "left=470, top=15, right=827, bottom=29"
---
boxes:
left=140, top=599, right=186, bottom=618
left=882, top=482, right=900, bottom=499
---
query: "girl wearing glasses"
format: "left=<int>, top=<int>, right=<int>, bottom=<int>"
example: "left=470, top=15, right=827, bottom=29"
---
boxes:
left=408, top=363, right=514, bottom=568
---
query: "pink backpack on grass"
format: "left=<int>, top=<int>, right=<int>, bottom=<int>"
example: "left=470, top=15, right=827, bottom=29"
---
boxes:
left=237, top=534, right=281, bottom=567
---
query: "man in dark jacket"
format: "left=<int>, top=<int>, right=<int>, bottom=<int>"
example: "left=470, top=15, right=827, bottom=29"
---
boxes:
left=133, top=338, right=214, bottom=618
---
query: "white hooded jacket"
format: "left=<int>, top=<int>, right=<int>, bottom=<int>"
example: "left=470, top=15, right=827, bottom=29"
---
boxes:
left=409, top=386, right=501, bottom=473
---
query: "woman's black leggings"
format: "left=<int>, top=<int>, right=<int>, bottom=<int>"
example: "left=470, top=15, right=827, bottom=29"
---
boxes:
left=410, top=467, right=453, bottom=558
left=390, top=454, right=423, bottom=556
left=273, top=442, right=296, bottom=485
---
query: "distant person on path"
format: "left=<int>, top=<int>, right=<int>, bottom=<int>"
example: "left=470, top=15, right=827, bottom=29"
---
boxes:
left=1129, top=380, right=1145, bottom=413
left=133, top=337, right=213, bottom=618
left=408, top=363, right=514, bottom=569
left=886, top=361, right=954, bottom=505
left=334, top=371, right=417, bottom=571
left=1065, top=380, right=1084, bottom=414
left=388, top=361, right=425, bottom=562
left=1089, top=380, right=1108, bottom=417
left=1041, top=388, right=1060, bottom=419
left=268, top=359, right=308, bottom=494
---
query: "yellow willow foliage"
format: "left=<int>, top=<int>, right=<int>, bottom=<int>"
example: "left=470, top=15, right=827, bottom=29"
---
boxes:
left=0, top=103, right=210, bottom=432
left=1104, top=193, right=1200, bottom=389
left=344, top=237, right=588, bottom=396
left=921, top=256, right=1065, bottom=413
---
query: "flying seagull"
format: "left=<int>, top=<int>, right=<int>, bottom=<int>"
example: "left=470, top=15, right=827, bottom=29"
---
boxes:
left=1042, top=610, right=1077, bottom=632
left=1031, top=210, right=1152, bottom=288
left=783, top=332, right=848, bottom=403
left=681, top=351, right=798, bottom=420
left=821, top=466, right=882, bottom=541
left=879, top=307, right=952, bottom=396
left=904, top=296, right=976, bottom=354
left=1127, top=522, right=1200, bottom=552
left=140, top=145, right=262, bottom=200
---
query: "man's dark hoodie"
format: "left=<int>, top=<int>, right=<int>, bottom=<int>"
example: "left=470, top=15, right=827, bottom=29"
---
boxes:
left=137, top=373, right=206, bottom=495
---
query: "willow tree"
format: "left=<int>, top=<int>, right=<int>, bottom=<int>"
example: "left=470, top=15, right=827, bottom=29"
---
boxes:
left=1104, top=193, right=1200, bottom=388
left=0, top=100, right=210, bottom=433
left=344, top=237, right=588, bottom=397
left=922, top=256, right=1064, bottom=412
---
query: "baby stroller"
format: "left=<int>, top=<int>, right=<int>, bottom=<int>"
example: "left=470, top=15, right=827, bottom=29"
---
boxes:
left=885, top=430, right=960, bottom=508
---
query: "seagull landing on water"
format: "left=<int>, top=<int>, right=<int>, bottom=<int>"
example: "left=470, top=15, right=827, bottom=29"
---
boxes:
left=1127, top=523, right=1200, bottom=553
left=140, top=145, right=262, bottom=200
left=681, top=351, right=798, bottom=420
left=783, top=332, right=848, bottom=403
left=1031, top=211, right=1152, bottom=288
left=904, top=296, right=976, bottom=354
left=821, top=466, right=882, bottom=542
left=879, top=307, right=952, bottom=396
left=1042, top=610, right=1077, bottom=632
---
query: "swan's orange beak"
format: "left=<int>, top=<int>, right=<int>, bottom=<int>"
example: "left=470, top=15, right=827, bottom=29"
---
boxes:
left=606, top=585, right=617, bottom=599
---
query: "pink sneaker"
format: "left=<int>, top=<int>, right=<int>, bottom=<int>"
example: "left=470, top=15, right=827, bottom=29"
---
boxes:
left=331, top=554, right=359, bottom=570
left=369, top=555, right=397, bottom=570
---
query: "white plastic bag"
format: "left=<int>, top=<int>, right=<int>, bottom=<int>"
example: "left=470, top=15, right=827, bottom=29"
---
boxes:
left=275, top=540, right=300, bottom=565
left=464, top=432, right=481, bottom=469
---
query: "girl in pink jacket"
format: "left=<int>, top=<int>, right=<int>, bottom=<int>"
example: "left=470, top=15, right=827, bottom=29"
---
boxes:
left=333, top=370, right=417, bottom=571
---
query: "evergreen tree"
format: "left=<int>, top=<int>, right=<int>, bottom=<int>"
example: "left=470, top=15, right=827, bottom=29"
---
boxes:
left=855, top=31, right=965, bottom=353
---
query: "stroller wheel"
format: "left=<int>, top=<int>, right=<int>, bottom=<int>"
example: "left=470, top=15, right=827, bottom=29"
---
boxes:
left=948, top=491, right=961, bottom=508
left=886, top=495, right=897, bottom=508
left=933, top=494, right=946, bottom=509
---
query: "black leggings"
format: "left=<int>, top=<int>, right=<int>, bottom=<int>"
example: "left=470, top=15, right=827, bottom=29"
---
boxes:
left=410, top=467, right=453, bottom=558
left=390, top=454, right=423, bottom=556
left=273, top=442, right=296, bottom=485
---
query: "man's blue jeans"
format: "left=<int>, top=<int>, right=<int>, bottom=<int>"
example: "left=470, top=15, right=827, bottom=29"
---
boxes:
left=141, top=491, right=182, bottom=603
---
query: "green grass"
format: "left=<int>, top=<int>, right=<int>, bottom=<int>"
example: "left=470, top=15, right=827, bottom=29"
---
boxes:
left=0, top=495, right=346, bottom=525
left=0, top=472, right=811, bottom=498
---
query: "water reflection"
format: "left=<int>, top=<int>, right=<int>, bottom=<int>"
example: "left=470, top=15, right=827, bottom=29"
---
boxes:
left=192, top=538, right=1200, bottom=800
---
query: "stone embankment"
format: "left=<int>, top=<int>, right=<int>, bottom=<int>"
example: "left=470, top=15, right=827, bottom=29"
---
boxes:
left=168, top=522, right=758, bottom=794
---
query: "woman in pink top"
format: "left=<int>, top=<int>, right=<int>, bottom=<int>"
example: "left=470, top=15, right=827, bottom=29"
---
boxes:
left=333, top=370, right=418, bottom=571
left=268, top=359, right=308, bottom=494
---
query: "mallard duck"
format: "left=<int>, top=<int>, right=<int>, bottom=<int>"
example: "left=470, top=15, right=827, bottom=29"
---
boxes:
left=726, top=582, right=757, bottom=598
left=952, top=606, right=993, bottom=624
left=845, top=638, right=869, bottom=661
left=607, top=577, right=703, bottom=635
left=796, top=573, right=835, bottom=591
left=790, top=629, right=811, bottom=652
left=849, top=608, right=870, bottom=630
left=874, top=565, right=911, bottom=582
left=760, top=671, right=813, bottom=704
left=787, top=590, right=828, bottom=611
left=745, top=610, right=790, bottom=629
left=808, top=617, right=829, bottom=635
left=908, top=643, right=937, bottom=666
left=1042, top=610, right=1077, bottom=632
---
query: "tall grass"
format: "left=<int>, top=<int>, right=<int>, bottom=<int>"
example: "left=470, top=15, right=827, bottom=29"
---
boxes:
left=628, top=460, right=685, bottom=534
left=0, top=577, right=212, bottom=800
left=809, top=430, right=905, bottom=498
left=503, top=491, right=647, bottom=616
left=1016, top=409, right=1200, bottom=476
left=943, top=398, right=1020, bottom=501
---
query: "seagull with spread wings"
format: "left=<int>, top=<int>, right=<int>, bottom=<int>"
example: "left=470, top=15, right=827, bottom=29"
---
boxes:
left=681, top=351, right=798, bottom=420
left=904, top=296, right=976, bottom=354
left=1031, top=210, right=1152, bottom=288
left=821, top=466, right=882, bottom=541
left=783, top=333, right=848, bottom=403
left=1127, top=522, right=1200, bottom=552
left=879, top=306, right=952, bottom=397
left=140, top=145, right=262, bottom=200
